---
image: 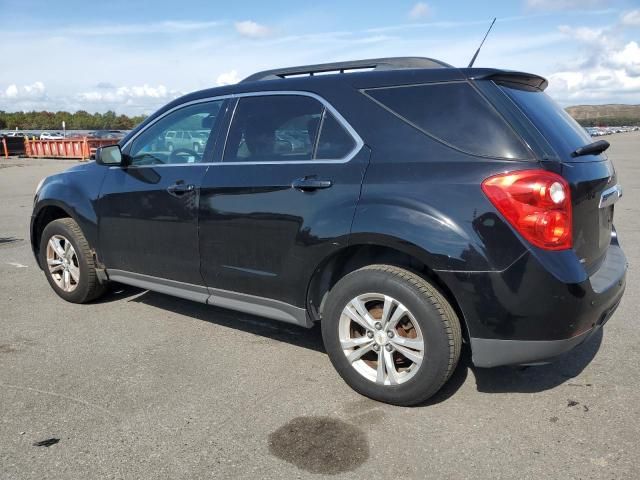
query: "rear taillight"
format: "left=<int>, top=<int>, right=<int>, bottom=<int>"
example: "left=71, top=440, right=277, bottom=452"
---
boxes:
left=481, top=169, right=572, bottom=250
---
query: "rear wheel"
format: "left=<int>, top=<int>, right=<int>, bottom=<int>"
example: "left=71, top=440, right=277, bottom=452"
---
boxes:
left=322, top=265, right=461, bottom=406
left=40, top=218, right=107, bottom=303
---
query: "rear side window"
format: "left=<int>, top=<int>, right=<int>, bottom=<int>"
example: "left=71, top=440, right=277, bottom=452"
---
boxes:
left=223, top=95, right=358, bottom=163
left=365, top=82, right=530, bottom=159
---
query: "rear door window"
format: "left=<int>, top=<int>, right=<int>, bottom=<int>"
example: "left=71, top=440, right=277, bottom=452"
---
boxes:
left=365, top=82, right=530, bottom=159
left=316, top=112, right=356, bottom=159
left=223, top=95, right=323, bottom=162
left=223, top=94, right=359, bottom=163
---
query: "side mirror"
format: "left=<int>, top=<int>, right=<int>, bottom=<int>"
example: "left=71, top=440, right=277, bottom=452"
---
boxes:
left=95, top=144, right=123, bottom=166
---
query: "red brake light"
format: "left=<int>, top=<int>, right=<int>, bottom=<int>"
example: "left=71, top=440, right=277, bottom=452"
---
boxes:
left=481, top=169, right=572, bottom=250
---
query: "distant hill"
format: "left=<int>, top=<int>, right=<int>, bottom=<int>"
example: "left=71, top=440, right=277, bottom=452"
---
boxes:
left=566, top=104, right=640, bottom=126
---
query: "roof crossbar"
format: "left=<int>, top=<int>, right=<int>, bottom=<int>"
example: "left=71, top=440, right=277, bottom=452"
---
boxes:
left=241, top=57, right=452, bottom=83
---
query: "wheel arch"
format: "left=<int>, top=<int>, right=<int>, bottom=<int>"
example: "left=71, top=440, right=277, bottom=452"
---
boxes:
left=305, top=239, right=470, bottom=342
left=31, top=201, right=94, bottom=269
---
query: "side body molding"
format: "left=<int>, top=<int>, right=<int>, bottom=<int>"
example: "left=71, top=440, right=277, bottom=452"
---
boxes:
left=106, top=270, right=312, bottom=328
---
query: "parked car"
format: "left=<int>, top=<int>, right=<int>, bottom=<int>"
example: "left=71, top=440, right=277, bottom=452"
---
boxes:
left=5, top=131, right=26, bottom=137
left=39, top=132, right=64, bottom=140
left=30, top=57, right=626, bottom=406
left=164, top=130, right=209, bottom=153
left=88, top=130, right=126, bottom=140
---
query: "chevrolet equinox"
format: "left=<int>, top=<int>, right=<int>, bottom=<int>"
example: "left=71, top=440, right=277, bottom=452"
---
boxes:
left=31, top=57, right=626, bottom=405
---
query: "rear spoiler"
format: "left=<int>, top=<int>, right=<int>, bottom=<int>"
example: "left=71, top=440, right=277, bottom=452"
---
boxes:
left=463, top=69, right=548, bottom=90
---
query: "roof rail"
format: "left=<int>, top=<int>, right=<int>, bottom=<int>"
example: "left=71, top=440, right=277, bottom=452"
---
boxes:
left=241, top=57, right=452, bottom=83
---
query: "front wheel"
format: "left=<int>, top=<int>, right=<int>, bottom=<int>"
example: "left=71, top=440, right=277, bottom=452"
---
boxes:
left=40, top=218, right=107, bottom=303
left=322, top=265, right=462, bottom=406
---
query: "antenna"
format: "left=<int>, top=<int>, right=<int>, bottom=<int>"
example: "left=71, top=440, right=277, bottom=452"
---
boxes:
left=467, top=17, right=496, bottom=68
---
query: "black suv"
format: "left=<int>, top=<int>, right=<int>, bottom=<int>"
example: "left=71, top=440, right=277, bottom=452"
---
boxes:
left=31, top=57, right=626, bottom=405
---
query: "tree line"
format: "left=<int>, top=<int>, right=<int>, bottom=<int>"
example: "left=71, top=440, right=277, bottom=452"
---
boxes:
left=0, top=110, right=147, bottom=131
left=1, top=108, right=637, bottom=131
left=575, top=117, right=640, bottom=127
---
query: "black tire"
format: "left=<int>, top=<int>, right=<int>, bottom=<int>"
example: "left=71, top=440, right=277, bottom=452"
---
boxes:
left=321, top=265, right=462, bottom=406
left=39, top=218, right=107, bottom=304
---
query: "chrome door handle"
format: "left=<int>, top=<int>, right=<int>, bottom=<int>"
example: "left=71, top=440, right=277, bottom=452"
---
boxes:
left=291, top=177, right=333, bottom=192
left=167, top=182, right=195, bottom=197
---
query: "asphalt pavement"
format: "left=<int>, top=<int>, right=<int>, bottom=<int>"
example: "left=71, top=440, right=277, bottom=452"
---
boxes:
left=1, top=133, right=638, bottom=479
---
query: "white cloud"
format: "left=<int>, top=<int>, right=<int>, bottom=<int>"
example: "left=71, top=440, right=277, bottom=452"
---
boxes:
left=525, top=0, right=607, bottom=11
left=2, top=81, right=45, bottom=99
left=216, top=70, right=240, bottom=86
left=557, top=25, right=606, bottom=44
left=235, top=20, right=271, bottom=38
left=0, top=81, right=48, bottom=111
left=4, top=84, right=18, bottom=98
left=77, top=84, right=180, bottom=103
left=547, top=22, right=640, bottom=104
left=621, top=9, right=640, bottom=26
left=409, top=2, right=431, bottom=20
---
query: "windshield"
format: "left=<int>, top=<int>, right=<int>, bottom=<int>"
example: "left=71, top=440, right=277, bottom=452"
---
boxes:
left=499, top=82, right=594, bottom=160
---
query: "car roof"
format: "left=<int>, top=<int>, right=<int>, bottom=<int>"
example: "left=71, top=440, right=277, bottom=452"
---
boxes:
left=176, top=58, right=546, bottom=104
left=122, top=58, right=547, bottom=146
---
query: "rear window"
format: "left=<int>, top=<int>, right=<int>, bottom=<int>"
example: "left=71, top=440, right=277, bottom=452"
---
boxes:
left=366, top=82, right=529, bottom=159
left=499, top=83, right=593, bottom=159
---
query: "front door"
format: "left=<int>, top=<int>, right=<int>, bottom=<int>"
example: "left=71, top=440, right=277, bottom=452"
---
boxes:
left=98, top=99, right=227, bottom=285
left=199, top=93, right=368, bottom=308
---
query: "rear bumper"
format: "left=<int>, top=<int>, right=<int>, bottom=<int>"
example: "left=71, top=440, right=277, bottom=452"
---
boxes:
left=470, top=295, right=620, bottom=367
left=438, top=238, right=627, bottom=368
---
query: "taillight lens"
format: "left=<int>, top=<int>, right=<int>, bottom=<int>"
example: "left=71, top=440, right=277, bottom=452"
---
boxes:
left=481, top=169, right=572, bottom=250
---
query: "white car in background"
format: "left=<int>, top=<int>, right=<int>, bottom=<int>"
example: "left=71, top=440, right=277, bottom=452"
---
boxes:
left=39, top=132, right=64, bottom=140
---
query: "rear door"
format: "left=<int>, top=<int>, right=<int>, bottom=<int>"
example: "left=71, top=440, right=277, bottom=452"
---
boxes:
left=199, top=93, right=369, bottom=308
left=498, top=83, right=619, bottom=273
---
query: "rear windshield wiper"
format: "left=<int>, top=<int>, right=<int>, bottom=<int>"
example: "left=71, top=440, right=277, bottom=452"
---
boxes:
left=571, top=140, right=610, bottom=158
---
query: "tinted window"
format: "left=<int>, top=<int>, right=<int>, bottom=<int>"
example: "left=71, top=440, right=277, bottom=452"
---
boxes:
left=129, top=100, right=223, bottom=165
left=224, top=95, right=323, bottom=162
left=499, top=83, right=593, bottom=160
left=366, top=82, right=529, bottom=159
left=316, top=111, right=356, bottom=159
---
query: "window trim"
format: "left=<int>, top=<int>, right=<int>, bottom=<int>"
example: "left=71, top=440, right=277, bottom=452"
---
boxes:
left=121, top=91, right=364, bottom=168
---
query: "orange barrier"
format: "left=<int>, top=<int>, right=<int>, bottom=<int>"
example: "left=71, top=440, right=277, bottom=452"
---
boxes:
left=24, top=137, right=117, bottom=160
left=2, top=137, right=7, bottom=159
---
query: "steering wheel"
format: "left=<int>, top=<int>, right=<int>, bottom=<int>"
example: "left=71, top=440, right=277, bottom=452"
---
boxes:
left=170, top=148, right=200, bottom=163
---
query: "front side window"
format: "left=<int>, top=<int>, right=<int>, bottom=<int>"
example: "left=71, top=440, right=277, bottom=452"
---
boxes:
left=223, top=95, right=358, bottom=163
left=128, top=100, right=224, bottom=166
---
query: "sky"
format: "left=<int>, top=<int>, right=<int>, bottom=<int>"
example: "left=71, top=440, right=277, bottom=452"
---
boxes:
left=1, top=0, right=639, bottom=115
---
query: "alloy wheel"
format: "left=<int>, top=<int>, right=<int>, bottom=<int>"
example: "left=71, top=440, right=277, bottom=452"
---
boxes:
left=339, top=293, right=425, bottom=385
left=46, top=234, right=80, bottom=292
